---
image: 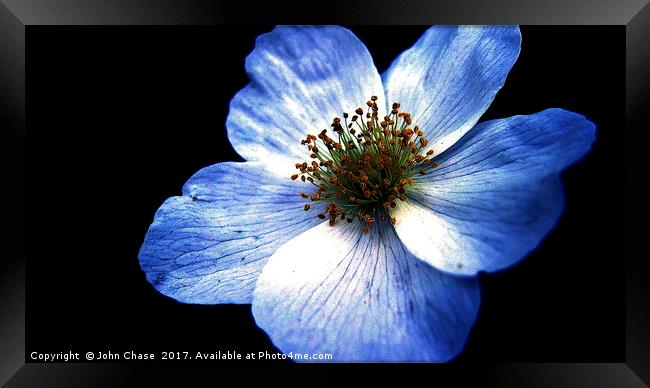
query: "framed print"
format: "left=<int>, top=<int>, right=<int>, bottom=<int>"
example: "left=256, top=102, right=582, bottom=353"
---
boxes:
left=2, top=0, right=648, bottom=386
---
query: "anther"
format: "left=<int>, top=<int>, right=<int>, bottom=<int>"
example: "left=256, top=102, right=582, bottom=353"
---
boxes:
left=292, top=96, right=438, bottom=234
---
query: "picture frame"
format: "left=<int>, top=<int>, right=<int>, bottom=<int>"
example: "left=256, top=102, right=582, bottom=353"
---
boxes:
left=2, top=0, right=648, bottom=385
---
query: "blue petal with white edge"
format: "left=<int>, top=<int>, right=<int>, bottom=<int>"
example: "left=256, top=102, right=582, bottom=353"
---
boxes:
left=138, top=162, right=322, bottom=304
left=252, top=220, right=480, bottom=362
left=227, top=25, right=385, bottom=173
left=382, top=25, right=521, bottom=155
left=390, top=109, right=596, bottom=275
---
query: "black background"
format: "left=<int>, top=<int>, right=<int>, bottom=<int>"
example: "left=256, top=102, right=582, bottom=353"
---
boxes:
left=26, top=26, right=625, bottom=362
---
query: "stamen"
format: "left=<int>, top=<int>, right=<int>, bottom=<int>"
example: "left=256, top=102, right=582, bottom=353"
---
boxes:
left=290, top=96, right=440, bottom=233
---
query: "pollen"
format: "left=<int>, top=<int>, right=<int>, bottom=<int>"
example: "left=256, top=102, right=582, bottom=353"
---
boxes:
left=291, top=97, right=439, bottom=233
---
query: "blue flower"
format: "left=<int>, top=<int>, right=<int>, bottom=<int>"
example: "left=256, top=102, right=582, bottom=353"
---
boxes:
left=139, top=25, right=595, bottom=362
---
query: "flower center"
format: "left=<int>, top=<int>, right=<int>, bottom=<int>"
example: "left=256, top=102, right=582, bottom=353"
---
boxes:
left=291, top=96, right=439, bottom=234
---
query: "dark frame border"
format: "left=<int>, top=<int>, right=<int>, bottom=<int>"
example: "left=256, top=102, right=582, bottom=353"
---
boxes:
left=2, top=1, right=648, bottom=386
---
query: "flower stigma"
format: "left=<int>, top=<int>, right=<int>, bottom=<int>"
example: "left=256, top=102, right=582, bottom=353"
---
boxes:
left=292, top=96, right=439, bottom=234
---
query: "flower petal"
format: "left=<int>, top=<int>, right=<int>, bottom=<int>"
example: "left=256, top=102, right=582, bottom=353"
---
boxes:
left=138, top=162, right=322, bottom=304
left=252, top=220, right=480, bottom=362
left=391, top=109, right=596, bottom=275
left=227, top=26, right=385, bottom=173
left=382, top=25, right=521, bottom=155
